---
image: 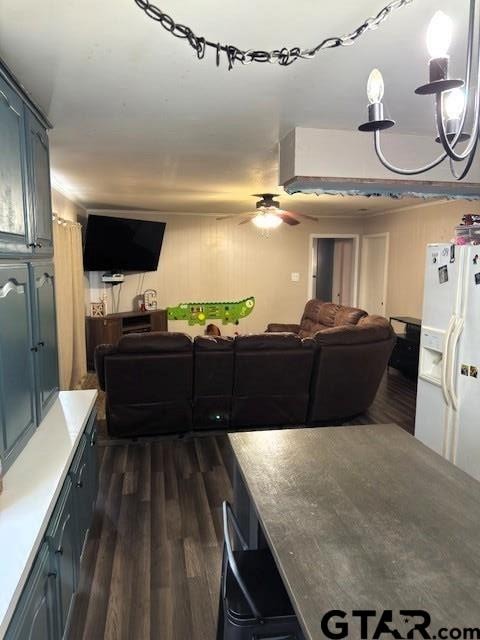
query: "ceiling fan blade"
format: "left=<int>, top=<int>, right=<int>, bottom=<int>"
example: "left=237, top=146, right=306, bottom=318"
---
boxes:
left=216, top=215, right=235, bottom=221
left=282, top=210, right=318, bottom=223
left=279, top=213, right=300, bottom=226
left=239, top=217, right=253, bottom=225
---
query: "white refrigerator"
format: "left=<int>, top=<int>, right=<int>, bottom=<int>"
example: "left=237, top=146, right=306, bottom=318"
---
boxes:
left=415, top=243, right=480, bottom=481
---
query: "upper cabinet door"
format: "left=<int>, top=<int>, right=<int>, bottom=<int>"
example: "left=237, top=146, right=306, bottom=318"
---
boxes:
left=26, top=112, right=53, bottom=255
left=0, top=263, right=36, bottom=470
left=0, top=76, right=31, bottom=256
left=31, top=262, right=59, bottom=420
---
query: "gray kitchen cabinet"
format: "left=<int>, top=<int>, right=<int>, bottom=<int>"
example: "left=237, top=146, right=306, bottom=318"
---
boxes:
left=0, top=75, right=30, bottom=256
left=5, top=543, right=58, bottom=640
left=0, top=262, right=36, bottom=470
left=31, top=261, right=59, bottom=421
left=25, top=112, right=53, bottom=255
left=46, top=476, right=77, bottom=639
left=5, top=409, right=99, bottom=640
left=71, top=414, right=98, bottom=564
left=0, top=60, right=58, bottom=471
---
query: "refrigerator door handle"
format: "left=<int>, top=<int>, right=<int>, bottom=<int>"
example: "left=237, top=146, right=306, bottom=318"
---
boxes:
left=448, top=316, right=464, bottom=411
left=441, top=316, right=456, bottom=407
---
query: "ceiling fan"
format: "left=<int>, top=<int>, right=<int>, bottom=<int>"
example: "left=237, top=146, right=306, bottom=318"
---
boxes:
left=218, top=194, right=318, bottom=229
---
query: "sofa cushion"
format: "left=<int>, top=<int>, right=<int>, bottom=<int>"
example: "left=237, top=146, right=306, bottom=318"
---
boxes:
left=194, top=335, right=233, bottom=351
left=334, top=306, right=367, bottom=327
left=117, top=331, right=192, bottom=353
left=314, top=317, right=393, bottom=346
left=299, top=325, right=328, bottom=338
left=94, top=343, right=117, bottom=391
left=235, top=333, right=307, bottom=351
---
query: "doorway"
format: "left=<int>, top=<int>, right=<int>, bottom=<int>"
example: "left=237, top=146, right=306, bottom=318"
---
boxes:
left=359, top=233, right=390, bottom=316
left=309, top=235, right=359, bottom=306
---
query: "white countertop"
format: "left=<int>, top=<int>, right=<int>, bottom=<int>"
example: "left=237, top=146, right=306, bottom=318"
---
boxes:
left=0, top=389, right=98, bottom=639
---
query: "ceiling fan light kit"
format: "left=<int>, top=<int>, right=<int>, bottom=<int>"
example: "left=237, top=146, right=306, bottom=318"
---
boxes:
left=359, top=3, right=480, bottom=180
left=252, top=211, right=283, bottom=230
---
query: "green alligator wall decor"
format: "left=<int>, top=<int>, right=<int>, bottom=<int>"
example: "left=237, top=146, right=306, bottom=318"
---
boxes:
left=167, top=297, right=255, bottom=326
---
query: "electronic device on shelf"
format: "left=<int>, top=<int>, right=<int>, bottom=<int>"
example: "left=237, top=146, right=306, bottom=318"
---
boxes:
left=101, top=272, right=125, bottom=284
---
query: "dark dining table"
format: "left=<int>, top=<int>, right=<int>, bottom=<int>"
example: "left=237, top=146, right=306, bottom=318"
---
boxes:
left=228, top=424, right=480, bottom=640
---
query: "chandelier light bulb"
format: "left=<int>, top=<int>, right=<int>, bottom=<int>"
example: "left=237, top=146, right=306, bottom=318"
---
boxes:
left=426, top=11, right=453, bottom=59
left=444, top=88, right=465, bottom=120
left=367, top=69, right=384, bottom=104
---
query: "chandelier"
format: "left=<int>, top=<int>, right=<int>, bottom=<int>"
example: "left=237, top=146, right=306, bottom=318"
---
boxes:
left=359, top=1, right=479, bottom=181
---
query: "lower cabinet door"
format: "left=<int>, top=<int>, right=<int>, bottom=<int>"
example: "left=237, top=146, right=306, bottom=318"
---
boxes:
left=5, top=543, right=58, bottom=640
left=0, top=262, right=36, bottom=470
left=86, top=415, right=99, bottom=515
left=70, top=435, right=90, bottom=561
left=46, top=476, right=77, bottom=638
left=31, top=262, right=59, bottom=420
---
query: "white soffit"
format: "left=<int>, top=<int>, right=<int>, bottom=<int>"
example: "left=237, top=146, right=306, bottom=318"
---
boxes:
left=279, top=128, right=480, bottom=200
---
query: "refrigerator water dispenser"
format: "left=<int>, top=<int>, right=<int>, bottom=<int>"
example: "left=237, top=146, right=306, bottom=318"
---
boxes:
left=419, top=328, right=445, bottom=385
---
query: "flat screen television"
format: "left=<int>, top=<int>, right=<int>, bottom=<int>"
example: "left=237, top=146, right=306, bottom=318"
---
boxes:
left=83, top=214, right=166, bottom=272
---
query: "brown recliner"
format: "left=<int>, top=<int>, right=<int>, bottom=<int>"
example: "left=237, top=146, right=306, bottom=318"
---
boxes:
left=193, top=335, right=234, bottom=430
left=231, top=333, right=315, bottom=428
left=307, top=315, right=396, bottom=424
left=267, top=299, right=368, bottom=338
left=95, top=332, right=193, bottom=437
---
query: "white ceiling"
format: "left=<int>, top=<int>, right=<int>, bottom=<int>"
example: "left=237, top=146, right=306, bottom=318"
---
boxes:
left=0, top=0, right=470, bottom=216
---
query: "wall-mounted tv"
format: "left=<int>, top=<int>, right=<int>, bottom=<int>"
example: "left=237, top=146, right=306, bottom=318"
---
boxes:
left=83, top=214, right=166, bottom=272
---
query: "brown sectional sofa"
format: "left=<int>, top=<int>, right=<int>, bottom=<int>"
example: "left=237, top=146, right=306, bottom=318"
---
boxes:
left=95, top=301, right=395, bottom=438
left=266, top=298, right=368, bottom=337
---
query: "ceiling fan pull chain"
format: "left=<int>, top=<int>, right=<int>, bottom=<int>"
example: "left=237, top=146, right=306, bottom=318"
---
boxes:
left=134, top=0, right=414, bottom=69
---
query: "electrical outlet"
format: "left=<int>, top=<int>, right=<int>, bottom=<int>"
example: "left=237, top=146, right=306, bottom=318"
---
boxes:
left=291, top=272, right=300, bottom=282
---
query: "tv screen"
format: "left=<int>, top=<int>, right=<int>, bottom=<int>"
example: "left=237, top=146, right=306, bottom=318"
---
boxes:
left=83, top=215, right=166, bottom=272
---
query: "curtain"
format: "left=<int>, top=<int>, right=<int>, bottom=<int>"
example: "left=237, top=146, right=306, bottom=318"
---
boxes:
left=53, top=218, right=87, bottom=389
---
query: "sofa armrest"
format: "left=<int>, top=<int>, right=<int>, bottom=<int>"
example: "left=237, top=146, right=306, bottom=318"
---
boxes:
left=94, top=344, right=117, bottom=391
left=266, top=323, right=301, bottom=333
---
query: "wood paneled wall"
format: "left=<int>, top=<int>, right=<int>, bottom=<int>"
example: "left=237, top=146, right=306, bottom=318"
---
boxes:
left=86, top=212, right=364, bottom=336
left=363, top=199, right=480, bottom=319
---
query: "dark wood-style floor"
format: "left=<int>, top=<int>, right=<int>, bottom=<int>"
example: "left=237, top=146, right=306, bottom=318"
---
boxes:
left=69, top=369, right=416, bottom=640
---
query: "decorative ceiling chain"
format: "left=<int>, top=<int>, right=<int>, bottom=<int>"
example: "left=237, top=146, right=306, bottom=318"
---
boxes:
left=134, top=0, right=414, bottom=70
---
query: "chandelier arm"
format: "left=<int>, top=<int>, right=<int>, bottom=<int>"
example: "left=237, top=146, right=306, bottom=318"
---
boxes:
left=435, top=92, right=480, bottom=162
left=433, top=0, right=480, bottom=162
left=455, top=0, right=478, bottom=137
left=373, top=130, right=448, bottom=175
left=449, top=135, right=479, bottom=180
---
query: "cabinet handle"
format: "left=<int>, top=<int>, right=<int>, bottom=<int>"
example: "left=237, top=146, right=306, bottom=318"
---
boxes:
left=55, top=513, right=71, bottom=554
left=27, top=242, right=36, bottom=248
left=36, top=242, right=42, bottom=248
left=48, top=571, right=57, bottom=579
left=38, top=341, right=45, bottom=348
left=76, top=462, right=87, bottom=488
left=30, top=346, right=38, bottom=352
